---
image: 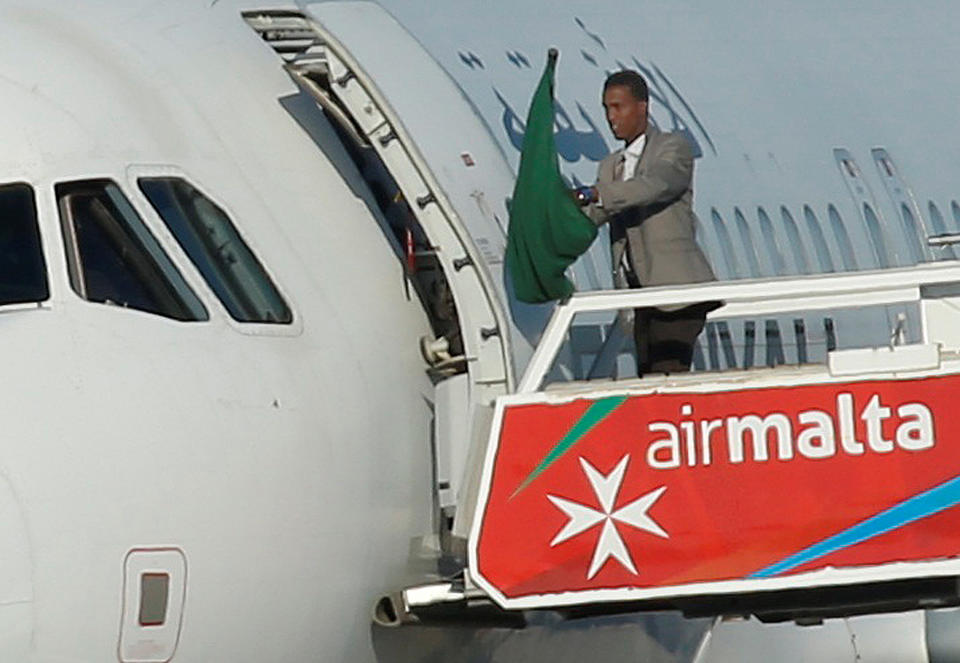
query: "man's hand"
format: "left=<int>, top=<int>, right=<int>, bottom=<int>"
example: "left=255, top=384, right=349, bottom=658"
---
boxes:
left=572, top=185, right=599, bottom=207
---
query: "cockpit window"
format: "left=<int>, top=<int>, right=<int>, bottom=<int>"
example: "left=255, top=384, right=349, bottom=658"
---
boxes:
left=138, top=178, right=292, bottom=324
left=0, top=183, right=49, bottom=305
left=56, top=180, right=208, bottom=322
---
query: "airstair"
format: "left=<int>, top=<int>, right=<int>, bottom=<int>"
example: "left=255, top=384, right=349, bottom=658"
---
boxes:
left=386, top=262, right=960, bottom=626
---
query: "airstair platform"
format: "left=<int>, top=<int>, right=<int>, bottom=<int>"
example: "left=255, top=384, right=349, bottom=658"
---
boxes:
left=460, top=262, right=960, bottom=621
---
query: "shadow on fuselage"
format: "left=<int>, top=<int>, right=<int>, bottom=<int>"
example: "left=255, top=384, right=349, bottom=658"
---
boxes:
left=371, top=611, right=712, bottom=663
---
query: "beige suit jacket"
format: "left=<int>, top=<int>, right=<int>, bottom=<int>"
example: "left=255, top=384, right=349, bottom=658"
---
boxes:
left=588, top=125, right=716, bottom=293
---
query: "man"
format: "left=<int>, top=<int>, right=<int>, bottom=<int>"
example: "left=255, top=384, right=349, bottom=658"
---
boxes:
left=574, top=70, right=717, bottom=376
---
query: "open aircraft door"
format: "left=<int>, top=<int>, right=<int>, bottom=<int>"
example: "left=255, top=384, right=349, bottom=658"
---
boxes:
left=244, top=1, right=541, bottom=397
left=244, top=3, right=549, bottom=532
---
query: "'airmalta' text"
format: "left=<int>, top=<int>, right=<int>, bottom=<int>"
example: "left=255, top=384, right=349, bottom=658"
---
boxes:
left=646, top=392, right=933, bottom=469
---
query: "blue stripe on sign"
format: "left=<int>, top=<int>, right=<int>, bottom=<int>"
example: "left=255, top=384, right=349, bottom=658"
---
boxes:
left=750, top=474, right=960, bottom=579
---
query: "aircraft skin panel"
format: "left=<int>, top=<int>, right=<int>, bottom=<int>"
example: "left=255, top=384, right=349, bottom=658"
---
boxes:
left=926, top=607, right=960, bottom=662
left=697, top=611, right=929, bottom=663
left=0, top=443, right=33, bottom=661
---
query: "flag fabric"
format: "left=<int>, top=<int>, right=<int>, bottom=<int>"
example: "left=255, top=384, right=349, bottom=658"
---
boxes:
left=506, top=50, right=598, bottom=303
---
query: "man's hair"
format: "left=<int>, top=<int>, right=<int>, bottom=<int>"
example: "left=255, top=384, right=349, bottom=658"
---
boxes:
left=603, top=70, right=649, bottom=102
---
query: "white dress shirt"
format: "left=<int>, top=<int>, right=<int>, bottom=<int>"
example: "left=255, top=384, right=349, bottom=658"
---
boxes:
left=620, top=132, right=647, bottom=180
left=617, top=132, right=646, bottom=274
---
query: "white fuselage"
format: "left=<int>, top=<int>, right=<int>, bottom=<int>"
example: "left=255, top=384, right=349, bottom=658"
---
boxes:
left=0, top=2, right=438, bottom=660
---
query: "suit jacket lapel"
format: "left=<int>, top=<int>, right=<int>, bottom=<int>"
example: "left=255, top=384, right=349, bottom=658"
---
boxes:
left=633, top=125, right=660, bottom=179
left=598, top=150, right=622, bottom=183
left=600, top=150, right=628, bottom=279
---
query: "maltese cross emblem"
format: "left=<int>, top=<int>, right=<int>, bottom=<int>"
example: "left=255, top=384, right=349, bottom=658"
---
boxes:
left=547, top=455, right=668, bottom=579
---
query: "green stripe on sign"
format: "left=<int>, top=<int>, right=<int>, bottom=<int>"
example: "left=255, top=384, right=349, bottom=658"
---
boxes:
left=510, top=395, right=629, bottom=499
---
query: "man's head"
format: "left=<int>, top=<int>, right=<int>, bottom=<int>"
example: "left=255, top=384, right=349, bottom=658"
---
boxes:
left=602, top=70, right=649, bottom=144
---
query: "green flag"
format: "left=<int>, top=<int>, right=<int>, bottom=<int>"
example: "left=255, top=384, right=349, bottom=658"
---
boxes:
left=506, top=49, right=598, bottom=304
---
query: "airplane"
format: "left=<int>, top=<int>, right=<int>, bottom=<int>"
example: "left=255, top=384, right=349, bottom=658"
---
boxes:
left=1, top=0, right=959, bottom=662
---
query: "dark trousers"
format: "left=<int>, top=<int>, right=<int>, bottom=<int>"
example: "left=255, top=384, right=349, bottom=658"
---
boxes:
left=622, top=268, right=714, bottom=376
left=633, top=304, right=709, bottom=376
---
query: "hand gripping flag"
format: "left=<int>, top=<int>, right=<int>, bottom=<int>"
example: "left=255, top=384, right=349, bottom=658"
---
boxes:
left=506, top=49, right=598, bottom=303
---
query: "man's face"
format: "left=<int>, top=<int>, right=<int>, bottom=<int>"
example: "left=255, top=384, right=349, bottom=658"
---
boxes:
left=602, top=85, right=647, bottom=143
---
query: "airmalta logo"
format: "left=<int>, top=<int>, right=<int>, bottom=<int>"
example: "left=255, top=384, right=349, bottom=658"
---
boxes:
left=644, top=395, right=933, bottom=469
left=471, top=373, right=960, bottom=609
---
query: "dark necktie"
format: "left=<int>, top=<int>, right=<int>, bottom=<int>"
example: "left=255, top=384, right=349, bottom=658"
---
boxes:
left=613, top=153, right=626, bottom=181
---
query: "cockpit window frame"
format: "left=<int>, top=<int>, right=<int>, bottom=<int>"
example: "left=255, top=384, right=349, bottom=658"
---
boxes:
left=125, top=165, right=301, bottom=338
left=54, top=178, right=209, bottom=323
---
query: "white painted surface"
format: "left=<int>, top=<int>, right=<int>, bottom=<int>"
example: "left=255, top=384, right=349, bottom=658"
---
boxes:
left=828, top=343, right=941, bottom=377
left=434, top=374, right=471, bottom=509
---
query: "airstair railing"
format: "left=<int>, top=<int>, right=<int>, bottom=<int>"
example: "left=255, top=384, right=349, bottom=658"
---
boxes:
left=519, top=261, right=960, bottom=393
